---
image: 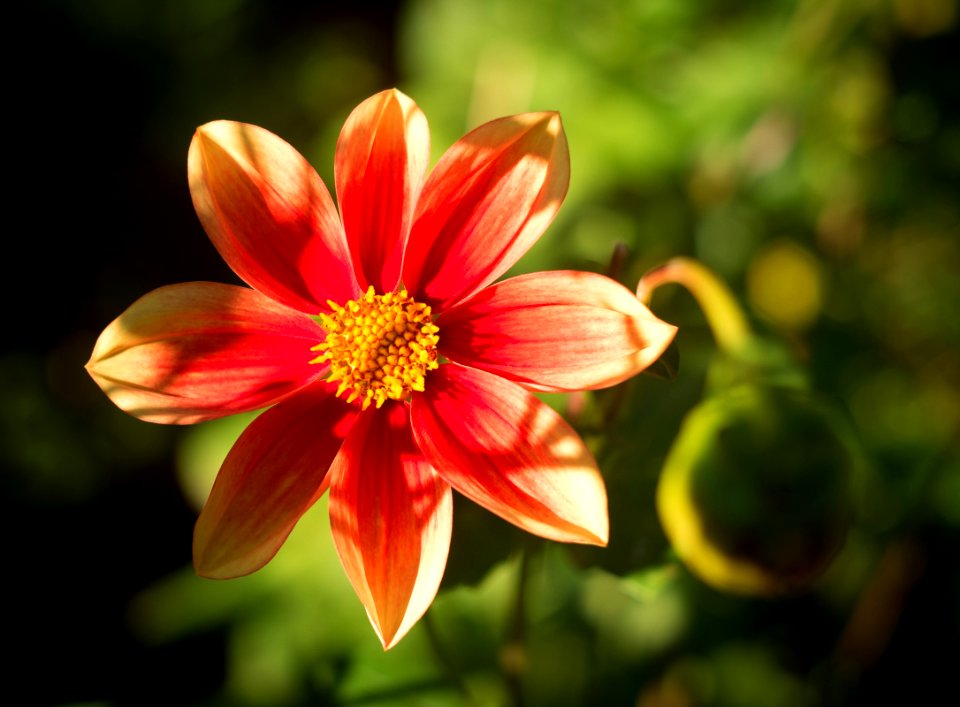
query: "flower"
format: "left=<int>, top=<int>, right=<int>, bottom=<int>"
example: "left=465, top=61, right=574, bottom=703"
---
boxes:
left=86, top=89, right=677, bottom=648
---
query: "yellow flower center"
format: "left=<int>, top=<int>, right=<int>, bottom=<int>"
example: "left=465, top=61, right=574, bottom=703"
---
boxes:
left=310, top=286, right=440, bottom=410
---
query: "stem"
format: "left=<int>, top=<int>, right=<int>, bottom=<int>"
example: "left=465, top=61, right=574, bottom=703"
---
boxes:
left=502, top=547, right=533, bottom=707
left=637, top=257, right=752, bottom=353
left=606, top=241, right=630, bottom=282
left=422, top=608, right=478, bottom=706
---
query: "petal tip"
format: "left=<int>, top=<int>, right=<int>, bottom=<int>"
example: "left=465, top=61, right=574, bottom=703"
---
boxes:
left=543, top=111, right=562, bottom=135
left=522, top=110, right=563, bottom=140
left=191, top=121, right=220, bottom=149
left=194, top=119, right=232, bottom=137
left=383, top=86, right=409, bottom=102
left=380, top=631, right=404, bottom=651
left=192, top=536, right=258, bottom=580
left=192, top=535, right=228, bottom=579
left=565, top=518, right=609, bottom=547
left=192, top=553, right=231, bottom=580
left=376, top=621, right=402, bottom=651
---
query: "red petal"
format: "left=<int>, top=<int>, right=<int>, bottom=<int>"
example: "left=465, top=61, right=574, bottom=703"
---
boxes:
left=193, top=382, right=358, bottom=578
left=86, top=283, right=324, bottom=424
left=439, top=271, right=678, bottom=391
left=402, top=112, right=569, bottom=310
left=329, top=403, right=453, bottom=648
left=189, top=120, right=360, bottom=313
left=411, top=365, right=608, bottom=545
left=335, top=89, right=429, bottom=293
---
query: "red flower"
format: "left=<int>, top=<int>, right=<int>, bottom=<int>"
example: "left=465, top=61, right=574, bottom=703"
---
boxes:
left=86, top=90, right=677, bottom=647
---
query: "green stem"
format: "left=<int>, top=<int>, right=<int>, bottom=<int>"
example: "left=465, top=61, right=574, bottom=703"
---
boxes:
left=502, top=547, right=533, bottom=707
left=422, top=607, right=478, bottom=706
left=637, top=257, right=752, bottom=354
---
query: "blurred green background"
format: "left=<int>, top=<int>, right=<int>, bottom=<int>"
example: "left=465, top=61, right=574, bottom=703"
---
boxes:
left=7, top=0, right=958, bottom=705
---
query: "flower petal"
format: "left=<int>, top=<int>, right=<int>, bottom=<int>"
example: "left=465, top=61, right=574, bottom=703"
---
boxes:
left=189, top=120, right=360, bottom=313
left=193, top=382, right=358, bottom=578
left=439, top=270, right=678, bottom=391
left=402, top=112, right=569, bottom=310
left=329, top=403, right=453, bottom=649
left=411, top=365, right=608, bottom=545
left=336, top=89, right=429, bottom=293
left=86, top=282, right=324, bottom=424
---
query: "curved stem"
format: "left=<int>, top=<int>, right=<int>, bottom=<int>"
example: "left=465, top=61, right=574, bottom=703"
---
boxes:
left=637, top=257, right=752, bottom=354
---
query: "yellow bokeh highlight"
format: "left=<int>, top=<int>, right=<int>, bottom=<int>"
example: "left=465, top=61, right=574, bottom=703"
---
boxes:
left=747, top=240, right=823, bottom=331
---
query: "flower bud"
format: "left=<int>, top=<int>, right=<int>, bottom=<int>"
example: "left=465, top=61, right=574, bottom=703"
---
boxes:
left=657, top=385, right=856, bottom=595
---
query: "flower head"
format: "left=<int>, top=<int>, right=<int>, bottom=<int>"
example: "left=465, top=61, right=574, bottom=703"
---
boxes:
left=86, top=89, right=677, bottom=648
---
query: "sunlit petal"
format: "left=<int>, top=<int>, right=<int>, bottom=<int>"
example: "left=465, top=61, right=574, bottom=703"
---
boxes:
left=329, top=403, right=453, bottom=648
left=440, top=270, right=677, bottom=391
left=412, top=365, right=608, bottom=545
left=194, top=382, right=358, bottom=578
left=85, top=282, right=324, bottom=424
left=402, top=112, right=569, bottom=310
left=336, top=89, right=429, bottom=292
left=189, top=120, right=360, bottom=313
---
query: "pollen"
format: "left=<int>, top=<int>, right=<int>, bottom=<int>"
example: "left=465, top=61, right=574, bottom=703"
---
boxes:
left=310, top=286, right=440, bottom=411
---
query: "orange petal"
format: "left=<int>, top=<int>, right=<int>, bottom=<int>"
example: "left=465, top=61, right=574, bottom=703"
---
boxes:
left=412, top=365, right=608, bottom=545
left=328, top=403, right=453, bottom=649
left=189, top=120, right=360, bottom=313
left=86, top=282, right=325, bottom=424
left=194, top=382, right=358, bottom=578
left=335, top=89, right=429, bottom=292
left=439, top=270, right=678, bottom=391
left=403, top=112, right=569, bottom=310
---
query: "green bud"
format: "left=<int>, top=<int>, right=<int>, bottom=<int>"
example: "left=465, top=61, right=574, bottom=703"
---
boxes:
left=657, top=385, right=855, bottom=595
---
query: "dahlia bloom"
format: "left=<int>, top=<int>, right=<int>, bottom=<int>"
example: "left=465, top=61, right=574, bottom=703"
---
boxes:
left=87, top=89, right=677, bottom=648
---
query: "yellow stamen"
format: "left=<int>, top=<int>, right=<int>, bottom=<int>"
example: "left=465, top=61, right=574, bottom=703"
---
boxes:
left=310, top=286, right=440, bottom=410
